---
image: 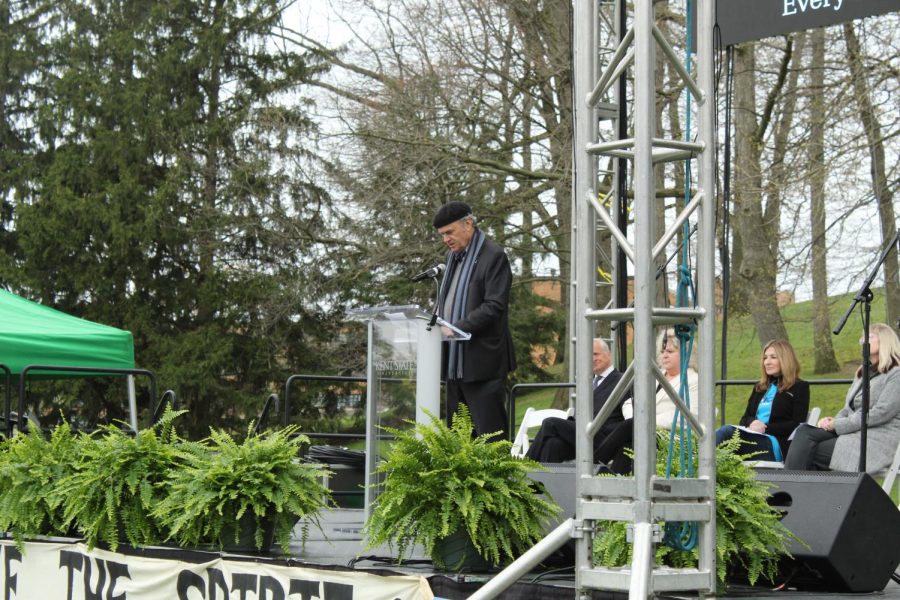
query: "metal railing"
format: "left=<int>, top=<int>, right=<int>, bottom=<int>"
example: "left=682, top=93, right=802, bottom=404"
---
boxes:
left=253, top=393, right=279, bottom=435
left=507, top=378, right=856, bottom=436
left=17, top=365, right=156, bottom=434
left=508, top=382, right=575, bottom=442
left=283, top=373, right=436, bottom=443
left=280, top=374, right=856, bottom=447
left=283, top=374, right=367, bottom=441
left=152, top=389, right=177, bottom=425
left=715, top=378, right=853, bottom=427
left=0, top=364, right=11, bottom=438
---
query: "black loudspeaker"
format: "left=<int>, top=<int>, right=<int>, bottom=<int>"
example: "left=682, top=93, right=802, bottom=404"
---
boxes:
left=527, top=464, right=577, bottom=565
left=755, top=469, right=900, bottom=592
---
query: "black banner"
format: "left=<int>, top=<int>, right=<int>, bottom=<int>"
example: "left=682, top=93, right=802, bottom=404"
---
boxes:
left=716, top=0, right=900, bottom=45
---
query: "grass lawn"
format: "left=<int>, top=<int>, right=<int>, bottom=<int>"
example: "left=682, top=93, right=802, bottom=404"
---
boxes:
left=511, top=291, right=886, bottom=437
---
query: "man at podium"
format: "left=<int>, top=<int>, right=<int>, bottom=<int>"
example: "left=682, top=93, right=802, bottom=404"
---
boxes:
left=433, top=201, right=517, bottom=442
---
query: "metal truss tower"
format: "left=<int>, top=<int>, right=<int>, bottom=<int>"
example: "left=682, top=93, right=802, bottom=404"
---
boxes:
left=470, top=2, right=717, bottom=598
left=571, top=0, right=718, bottom=598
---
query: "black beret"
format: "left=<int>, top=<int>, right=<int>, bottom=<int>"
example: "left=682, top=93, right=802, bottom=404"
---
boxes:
left=432, top=201, right=473, bottom=228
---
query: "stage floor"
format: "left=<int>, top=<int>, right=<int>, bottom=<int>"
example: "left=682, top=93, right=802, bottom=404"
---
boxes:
left=288, top=508, right=900, bottom=600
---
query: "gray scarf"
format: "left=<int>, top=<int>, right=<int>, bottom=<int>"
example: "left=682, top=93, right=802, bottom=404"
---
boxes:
left=438, top=229, right=485, bottom=379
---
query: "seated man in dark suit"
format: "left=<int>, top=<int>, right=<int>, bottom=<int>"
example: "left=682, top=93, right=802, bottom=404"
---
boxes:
left=525, top=338, right=626, bottom=462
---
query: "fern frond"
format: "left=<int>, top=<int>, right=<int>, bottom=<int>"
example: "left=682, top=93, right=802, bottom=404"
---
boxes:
left=152, top=424, right=331, bottom=553
left=593, top=432, right=797, bottom=592
left=363, top=407, right=560, bottom=568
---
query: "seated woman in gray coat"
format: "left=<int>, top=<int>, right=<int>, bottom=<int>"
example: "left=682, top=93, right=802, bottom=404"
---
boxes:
left=784, top=323, right=900, bottom=473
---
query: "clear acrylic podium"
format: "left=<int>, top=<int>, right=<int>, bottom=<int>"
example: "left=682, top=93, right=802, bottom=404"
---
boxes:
left=346, top=304, right=469, bottom=517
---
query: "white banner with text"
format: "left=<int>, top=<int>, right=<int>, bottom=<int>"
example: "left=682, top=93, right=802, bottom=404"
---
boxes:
left=0, top=539, right=433, bottom=600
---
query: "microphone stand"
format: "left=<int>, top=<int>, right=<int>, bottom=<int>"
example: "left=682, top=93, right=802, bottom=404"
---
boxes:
left=427, top=276, right=441, bottom=330
left=833, top=230, right=900, bottom=472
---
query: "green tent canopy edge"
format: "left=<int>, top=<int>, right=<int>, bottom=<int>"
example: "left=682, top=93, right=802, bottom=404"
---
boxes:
left=0, top=289, right=135, bottom=377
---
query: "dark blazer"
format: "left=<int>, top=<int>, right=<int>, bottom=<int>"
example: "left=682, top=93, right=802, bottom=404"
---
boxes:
left=593, top=370, right=626, bottom=431
left=442, top=234, right=516, bottom=382
left=526, top=368, right=628, bottom=462
left=739, top=379, right=810, bottom=451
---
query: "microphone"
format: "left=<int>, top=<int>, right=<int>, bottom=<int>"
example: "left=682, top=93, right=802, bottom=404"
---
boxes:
left=411, top=263, right=445, bottom=282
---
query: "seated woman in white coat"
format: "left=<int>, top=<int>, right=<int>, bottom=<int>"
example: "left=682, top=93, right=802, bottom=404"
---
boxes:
left=784, top=322, right=900, bottom=473
left=594, top=328, right=700, bottom=474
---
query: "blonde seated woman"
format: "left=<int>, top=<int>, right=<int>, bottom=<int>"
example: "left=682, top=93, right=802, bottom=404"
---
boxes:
left=714, top=339, right=809, bottom=461
left=594, top=328, right=699, bottom=474
left=784, top=323, right=900, bottom=473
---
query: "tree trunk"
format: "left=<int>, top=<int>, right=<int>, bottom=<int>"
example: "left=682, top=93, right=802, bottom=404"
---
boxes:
left=808, top=29, right=840, bottom=374
left=498, top=0, right=573, bottom=405
left=521, top=93, right=535, bottom=281
left=726, top=211, right=749, bottom=315
left=732, top=43, right=789, bottom=345
left=844, top=22, right=900, bottom=329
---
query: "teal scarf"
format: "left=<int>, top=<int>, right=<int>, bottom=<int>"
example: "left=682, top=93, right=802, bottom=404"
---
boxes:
left=756, top=383, right=782, bottom=461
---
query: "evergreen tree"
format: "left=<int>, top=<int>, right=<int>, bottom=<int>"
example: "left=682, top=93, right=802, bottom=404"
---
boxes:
left=4, top=0, right=337, bottom=435
left=0, top=0, right=54, bottom=264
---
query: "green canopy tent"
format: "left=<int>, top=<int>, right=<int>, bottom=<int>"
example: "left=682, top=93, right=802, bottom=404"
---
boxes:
left=0, top=289, right=144, bottom=435
left=0, top=289, right=134, bottom=374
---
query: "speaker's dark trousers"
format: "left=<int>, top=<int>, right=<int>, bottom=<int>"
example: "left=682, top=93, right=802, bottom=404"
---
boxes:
left=783, top=423, right=837, bottom=470
left=446, top=378, right=508, bottom=442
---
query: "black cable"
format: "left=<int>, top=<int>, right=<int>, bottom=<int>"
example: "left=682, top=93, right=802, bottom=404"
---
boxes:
left=615, top=0, right=630, bottom=366
left=349, top=555, right=433, bottom=568
left=528, top=565, right=575, bottom=584
left=305, top=445, right=365, bottom=467
left=718, top=43, right=735, bottom=427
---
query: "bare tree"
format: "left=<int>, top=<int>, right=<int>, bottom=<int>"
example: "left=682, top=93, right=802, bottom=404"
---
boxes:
left=290, top=4, right=899, bottom=370
left=732, top=40, right=793, bottom=345
left=283, top=0, right=573, bottom=382
left=844, top=21, right=900, bottom=328
left=808, top=28, right=840, bottom=373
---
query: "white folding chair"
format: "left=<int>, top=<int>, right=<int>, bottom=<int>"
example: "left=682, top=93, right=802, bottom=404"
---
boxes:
left=806, top=406, right=820, bottom=426
left=879, top=438, right=900, bottom=508
left=510, top=407, right=568, bottom=458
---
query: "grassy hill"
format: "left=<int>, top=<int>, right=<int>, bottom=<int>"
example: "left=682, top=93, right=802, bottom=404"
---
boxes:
left=513, top=290, right=887, bottom=431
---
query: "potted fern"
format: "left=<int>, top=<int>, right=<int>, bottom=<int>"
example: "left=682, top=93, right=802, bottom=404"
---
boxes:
left=0, top=419, right=81, bottom=547
left=363, top=407, right=560, bottom=571
left=56, top=408, right=188, bottom=551
left=593, top=434, right=800, bottom=591
left=152, top=424, right=332, bottom=554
